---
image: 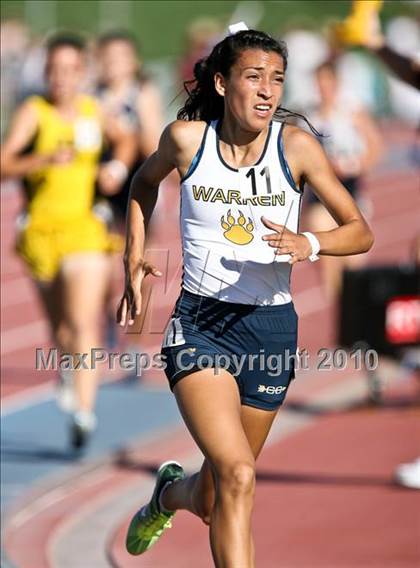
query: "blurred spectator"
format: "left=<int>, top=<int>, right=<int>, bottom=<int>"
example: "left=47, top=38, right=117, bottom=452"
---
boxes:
left=333, top=0, right=420, bottom=490
left=305, top=60, right=383, bottom=300
left=383, top=17, right=420, bottom=122
left=281, top=23, right=387, bottom=118
left=16, top=34, right=47, bottom=101
left=0, top=20, right=31, bottom=136
left=335, top=49, right=389, bottom=115
left=332, top=1, right=420, bottom=120
left=0, top=33, right=136, bottom=450
left=281, top=28, right=329, bottom=112
left=178, top=17, right=221, bottom=85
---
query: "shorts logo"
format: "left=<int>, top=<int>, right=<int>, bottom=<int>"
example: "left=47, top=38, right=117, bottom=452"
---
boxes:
left=258, top=385, right=287, bottom=394
left=162, top=317, right=186, bottom=347
left=221, top=210, right=254, bottom=245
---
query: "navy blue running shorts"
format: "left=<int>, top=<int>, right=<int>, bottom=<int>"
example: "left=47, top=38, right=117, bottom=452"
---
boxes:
left=161, top=289, right=298, bottom=411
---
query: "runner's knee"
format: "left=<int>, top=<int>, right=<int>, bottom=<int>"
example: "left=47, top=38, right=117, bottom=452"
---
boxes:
left=217, top=460, right=256, bottom=500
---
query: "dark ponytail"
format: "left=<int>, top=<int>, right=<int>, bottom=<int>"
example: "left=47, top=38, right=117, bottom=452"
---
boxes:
left=177, top=29, right=321, bottom=136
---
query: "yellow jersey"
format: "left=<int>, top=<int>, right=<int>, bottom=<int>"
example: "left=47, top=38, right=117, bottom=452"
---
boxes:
left=17, top=95, right=123, bottom=281
left=25, top=95, right=102, bottom=225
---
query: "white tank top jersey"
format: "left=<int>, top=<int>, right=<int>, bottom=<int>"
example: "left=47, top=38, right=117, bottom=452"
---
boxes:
left=179, top=120, right=303, bottom=306
left=309, top=95, right=365, bottom=164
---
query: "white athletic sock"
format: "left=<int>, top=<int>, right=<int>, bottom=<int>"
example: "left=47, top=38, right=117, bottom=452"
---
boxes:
left=158, top=481, right=175, bottom=514
left=73, top=410, right=97, bottom=432
left=56, top=369, right=75, bottom=413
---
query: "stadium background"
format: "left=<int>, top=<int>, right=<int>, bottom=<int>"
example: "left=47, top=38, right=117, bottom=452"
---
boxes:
left=2, top=1, right=416, bottom=59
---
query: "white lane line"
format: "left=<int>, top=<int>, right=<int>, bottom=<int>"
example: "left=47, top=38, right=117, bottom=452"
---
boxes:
left=7, top=469, right=113, bottom=531
left=3, top=423, right=185, bottom=534
left=1, top=381, right=55, bottom=417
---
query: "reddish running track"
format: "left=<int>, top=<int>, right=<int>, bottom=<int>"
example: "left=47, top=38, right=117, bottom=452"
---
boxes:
left=110, top=397, right=420, bottom=568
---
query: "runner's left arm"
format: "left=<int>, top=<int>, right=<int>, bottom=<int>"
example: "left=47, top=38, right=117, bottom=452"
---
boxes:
left=98, top=109, right=138, bottom=195
left=135, top=80, right=164, bottom=159
left=353, top=108, right=383, bottom=173
left=262, top=128, right=374, bottom=263
left=298, top=130, right=374, bottom=256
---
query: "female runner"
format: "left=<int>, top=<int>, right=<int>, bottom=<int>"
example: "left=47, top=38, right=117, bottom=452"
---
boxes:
left=95, top=29, right=163, bottom=223
left=305, top=59, right=382, bottom=300
left=1, top=34, right=135, bottom=448
left=117, top=27, right=374, bottom=568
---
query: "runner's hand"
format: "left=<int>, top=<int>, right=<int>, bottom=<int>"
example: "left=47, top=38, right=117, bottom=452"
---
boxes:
left=97, top=163, right=123, bottom=195
left=117, top=260, right=162, bottom=326
left=261, top=216, right=312, bottom=265
left=49, top=147, right=75, bottom=165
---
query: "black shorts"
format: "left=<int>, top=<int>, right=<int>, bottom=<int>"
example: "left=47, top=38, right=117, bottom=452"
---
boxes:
left=161, top=290, right=298, bottom=411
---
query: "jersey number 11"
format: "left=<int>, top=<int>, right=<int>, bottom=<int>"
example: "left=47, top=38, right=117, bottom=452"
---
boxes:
left=246, top=166, right=272, bottom=195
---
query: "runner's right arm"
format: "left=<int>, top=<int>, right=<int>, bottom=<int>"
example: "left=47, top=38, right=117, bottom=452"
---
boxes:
left=118, top=120, right=206, bottom=325
left=0, top=101, right=72, bottom=179
left=118, top=121, right=191, bottom=325
left=124, top=119, right=203, bottom=262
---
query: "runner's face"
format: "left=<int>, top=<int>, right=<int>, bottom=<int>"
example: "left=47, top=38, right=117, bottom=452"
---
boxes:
left=98, top=40, right=138, bottom=84
left=217, top=49, right=285, bottom=132
left=46, top=47, right=85, bottom=102
left=316, top=67, right=338, bottom=103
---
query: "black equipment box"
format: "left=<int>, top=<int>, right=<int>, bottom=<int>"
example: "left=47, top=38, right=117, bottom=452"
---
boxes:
left=339, top=265, right=420, bottom=356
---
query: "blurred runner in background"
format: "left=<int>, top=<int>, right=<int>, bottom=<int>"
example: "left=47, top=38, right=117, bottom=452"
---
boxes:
left=95, top=30, right=163, bottom=225
left=0, top=33, right=136, bottom=449
left=94, top=30, right=164, bottom=349
left=178, top=18, right=222, bottom=86
left=305, top=59, right=383, bottom=300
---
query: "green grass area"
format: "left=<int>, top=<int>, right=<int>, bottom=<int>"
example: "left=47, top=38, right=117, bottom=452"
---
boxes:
left=1, top=0, right=415, bottom=60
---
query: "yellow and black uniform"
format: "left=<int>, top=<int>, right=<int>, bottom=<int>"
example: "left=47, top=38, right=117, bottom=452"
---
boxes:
left=17, top=95, right=122, bottom=281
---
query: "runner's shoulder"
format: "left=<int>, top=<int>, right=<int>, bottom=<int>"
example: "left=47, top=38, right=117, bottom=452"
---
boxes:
left=281, top=122, right=322, bottom=159
left=282, top=122, right=317, bottom=147
left=5, top=97, right=40, bottom=141
left=162, top=119, right=207, bottom=154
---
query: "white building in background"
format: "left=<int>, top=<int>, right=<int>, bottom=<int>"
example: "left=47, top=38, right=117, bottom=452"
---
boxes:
left=282, top=29, right=329, bottom=112
left=385, top=16, right=420, bottom=123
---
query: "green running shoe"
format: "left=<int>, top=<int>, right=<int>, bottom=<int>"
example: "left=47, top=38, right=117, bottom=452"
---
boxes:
left=126, top=460, right=185, bottom=555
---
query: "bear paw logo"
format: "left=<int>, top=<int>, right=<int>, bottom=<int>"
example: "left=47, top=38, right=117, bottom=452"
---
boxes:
left=221, top=210, right=254, bottom=245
